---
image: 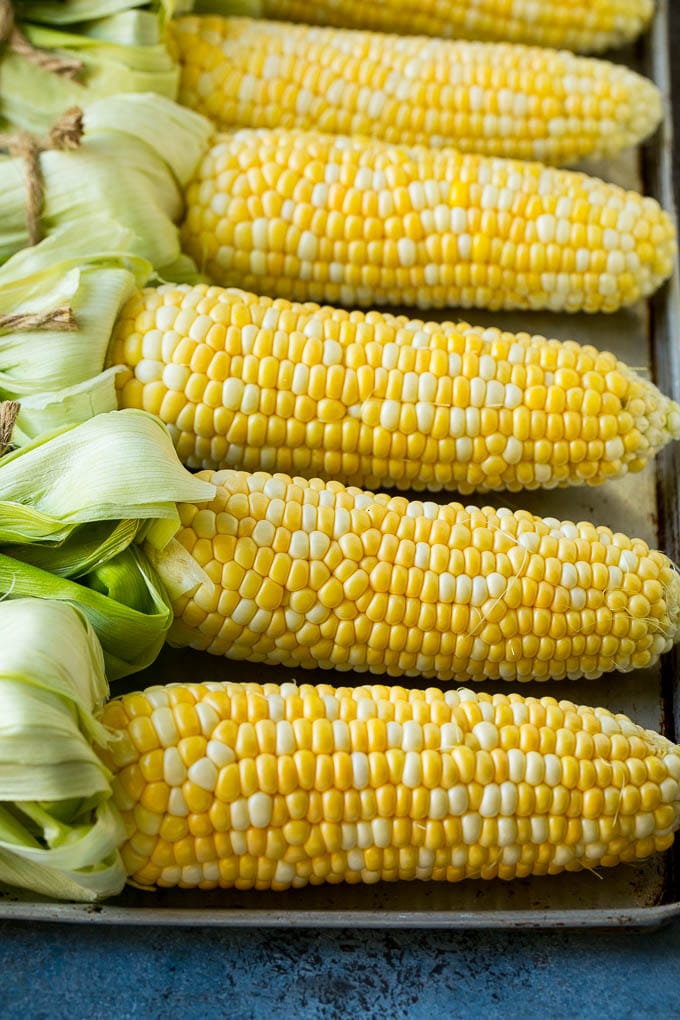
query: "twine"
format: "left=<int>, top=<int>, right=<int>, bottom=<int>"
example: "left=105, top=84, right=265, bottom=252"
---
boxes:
left=0, top=308, right=77, bottom=461
left=0, top=400, right=19, bottom=458
left=0, top=306, right=77, bottom=332
left=0, top=0, right=82, bottom=79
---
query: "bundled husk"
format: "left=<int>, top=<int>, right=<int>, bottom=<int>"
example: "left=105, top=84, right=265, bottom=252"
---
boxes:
left=0, top=92, right=213, bottom=274
left=0, top=219, right=152, bottom=442
left=1, top=2, right=192, bottom=131
left=0, top=408, right=215, bottom=677
left=0, top=598, right=125, bottom=901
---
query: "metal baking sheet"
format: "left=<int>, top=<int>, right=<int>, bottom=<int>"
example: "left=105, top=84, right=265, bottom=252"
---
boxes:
left=1, top=0, right=679, bottom=928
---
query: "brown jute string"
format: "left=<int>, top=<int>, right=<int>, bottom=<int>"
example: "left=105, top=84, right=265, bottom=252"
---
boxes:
left=0, top=307, right=77, bottom=332
left=0, top=106, right=84, bottom=247
left=0, top=401, right=19, bottom=458
left=0, top=0, right=82, bottom=79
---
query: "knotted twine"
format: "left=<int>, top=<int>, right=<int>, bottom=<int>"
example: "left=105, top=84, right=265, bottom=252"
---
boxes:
left=0, top=400, right=19, bottom=457
left=0, top=292, right=78, bottom=461
left=0, top=306, right=78, bottom=332
left=0, top=0, right=82, bottom=79
left=0, top=301, right=77, bottom=460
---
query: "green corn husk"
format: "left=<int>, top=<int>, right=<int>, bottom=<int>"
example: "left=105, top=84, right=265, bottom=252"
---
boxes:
left=0, top=597, right=125, bottom=902
left=1, top=20, right=179, bottom=133
left=0, top=219, right=153, bottom=442
left=0, top=540, right=180, bottom=684
left=2, top=2, right=194, bottom=132
left=0, top=409, right=212, bottom=530
left=0, top=548, right=175, bottom=680
left=0, top=408, right=215, bottom=677
left=13, top=1, right=192, bottom=23
left=0, top=93, right=213, bottom=274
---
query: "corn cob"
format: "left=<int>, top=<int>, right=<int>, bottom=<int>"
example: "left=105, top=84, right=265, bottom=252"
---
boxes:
left=170, top=16, right=661, bottom=165
left=109, top=282, right=680, bottom=493
left=152, top=470, right=680, bottom=683
left=181, top=129, right=676, bottom=313
left=254, top=0, right=655, bottom=54
left=98, top=681, right=680, bottom=891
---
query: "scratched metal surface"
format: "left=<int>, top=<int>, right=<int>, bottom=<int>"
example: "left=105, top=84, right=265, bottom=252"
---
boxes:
left=0, top=1, right=678, bottom=928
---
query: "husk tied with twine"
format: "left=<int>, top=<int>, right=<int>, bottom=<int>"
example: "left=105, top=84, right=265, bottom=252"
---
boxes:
left=0, top=0, right=82, bottom=79
left=0, top=287, right=82, bottom=449
left=0, top=105, right=84, bottom=247
left=0, top=91, right=212, bottom=271
left=0, top=1, right=182, bottom=133
left=0, top=219, right=154, bottom=445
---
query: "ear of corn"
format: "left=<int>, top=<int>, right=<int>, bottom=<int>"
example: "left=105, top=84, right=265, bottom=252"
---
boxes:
left=181, top=129, right=676, bottom=314
left=170, top=15, right=661, bottom=165
left=99, top=680, right=680, bottom=891
left=109, top=282, right=680, bottom=494
left=250, top=0, right=654, bottom=54
left=4, top=606, right=680, bottom=902
left=148, top=470, right=680, bottom=683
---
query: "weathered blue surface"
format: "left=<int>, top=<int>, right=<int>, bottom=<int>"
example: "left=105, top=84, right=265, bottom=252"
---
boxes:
left=3, top=918, right=680, bottom=1018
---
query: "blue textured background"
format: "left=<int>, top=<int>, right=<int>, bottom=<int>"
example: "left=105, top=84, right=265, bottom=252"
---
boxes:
left=3, top=919, right=680, bottom=1018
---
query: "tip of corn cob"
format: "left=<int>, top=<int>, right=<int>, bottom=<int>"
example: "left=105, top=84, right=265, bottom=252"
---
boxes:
left=619, top=366, right=680, bottom=469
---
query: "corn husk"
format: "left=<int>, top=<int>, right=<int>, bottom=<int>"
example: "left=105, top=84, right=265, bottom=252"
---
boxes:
left=1, top=3, right=192, bottom=132
left=0, top=598, right=125, bottom=902
left=0, top=93, right=213, bottom=274
left=0, top=409, right=211, bottom=531
left=0, top=548, right=174, bottom=680
left=0, top=409, right=215, bottom=677
left=13, top=1, right=192, bottom=23
left=1, top=22, right=177, bottom=133
left=0, top=218, right=153, bottom=442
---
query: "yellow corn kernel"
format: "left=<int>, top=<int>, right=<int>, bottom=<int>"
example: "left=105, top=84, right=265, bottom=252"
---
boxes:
left=252, top=0, right=653, bottom=54
left=171, top=17, right=660, bottom=163
left=158, top=471, right=680, bottom=685
left=101, top=683, right=680, bottom=893
left=110, top=284, right=680, bottom=495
